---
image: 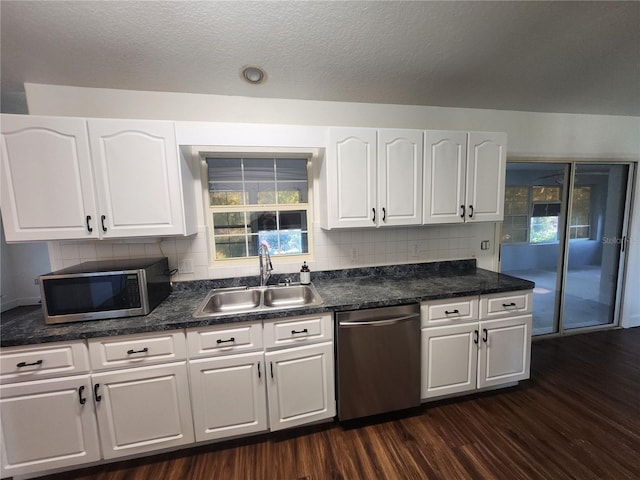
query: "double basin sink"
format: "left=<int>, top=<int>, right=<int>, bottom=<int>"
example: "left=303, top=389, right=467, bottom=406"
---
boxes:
left=193, top=283, right=324, bottom=318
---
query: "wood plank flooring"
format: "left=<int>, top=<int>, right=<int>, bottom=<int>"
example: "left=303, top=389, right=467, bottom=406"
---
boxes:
left=39, top=328, right=640, bottom=480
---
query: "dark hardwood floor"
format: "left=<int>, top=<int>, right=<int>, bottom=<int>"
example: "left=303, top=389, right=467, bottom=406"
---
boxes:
left=40, top=328, right=640, bottom=480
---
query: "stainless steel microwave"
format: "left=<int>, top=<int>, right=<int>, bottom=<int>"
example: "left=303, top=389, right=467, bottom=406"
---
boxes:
left=39, top=257, right=171, bottom=324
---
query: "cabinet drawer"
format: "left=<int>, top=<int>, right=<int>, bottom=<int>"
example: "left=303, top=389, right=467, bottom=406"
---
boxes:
left=88, top=330, right=186, bottom=371
left=263, top=313, right=333, bottom=349
left=0, top=341, right=90, bottom=384
left=186, top=322, right=263, bottom=359
left=480, top=290, right=533, bottom=320
left=421, top=296, right=479, bottom=327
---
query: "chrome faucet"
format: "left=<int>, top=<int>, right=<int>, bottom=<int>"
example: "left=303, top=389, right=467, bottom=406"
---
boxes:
left=258, top=243, right=273, bottom=286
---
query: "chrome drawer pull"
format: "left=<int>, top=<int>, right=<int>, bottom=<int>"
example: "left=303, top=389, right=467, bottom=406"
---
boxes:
left=291, top=328, right=309, bottom=335
left=16, top=359, right=43, bottom=368
left=127, top=347, right=149, bottom=355
left=445, top=309, right=460, bottom=315
left=216, top=337, right=236, bottom=344
left=502, top=302, right=517, bottom=308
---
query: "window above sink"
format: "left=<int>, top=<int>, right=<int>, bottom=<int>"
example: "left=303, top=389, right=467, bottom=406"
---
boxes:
left=201, top=149, right=316, bottom=267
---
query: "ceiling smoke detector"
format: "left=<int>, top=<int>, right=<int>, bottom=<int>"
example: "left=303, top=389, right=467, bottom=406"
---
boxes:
left=241, top=66, right=266, bottom=84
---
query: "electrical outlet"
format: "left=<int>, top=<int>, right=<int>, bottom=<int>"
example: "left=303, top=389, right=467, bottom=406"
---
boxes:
left=481, top=240, right=490, bottom=250
left=179, top=258, right=194, bottom=274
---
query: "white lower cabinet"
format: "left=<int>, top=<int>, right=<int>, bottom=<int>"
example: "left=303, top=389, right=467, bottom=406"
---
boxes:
left=421, top=323, right=479, bottom=398
left=0, top=374, right=101, bottom=478
left=189, top=351, right=267, bottom=442
left=92, top=361, right=194, bottom=459
left=421, top=291, right=533, bottom=400
left=265, top=341, right=335, bottom=431
left=477, top=316, right=532, bottom=389
left=0, top=319, right=334, bottom=477
left=188, top=315, right=336, bottom=437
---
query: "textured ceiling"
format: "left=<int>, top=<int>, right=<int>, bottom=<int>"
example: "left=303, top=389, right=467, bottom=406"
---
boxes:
left=1, top=1, right=639, bottom=116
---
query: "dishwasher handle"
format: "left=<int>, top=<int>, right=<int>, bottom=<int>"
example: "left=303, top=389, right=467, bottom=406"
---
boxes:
left=339, top=313, right=419, bottom=327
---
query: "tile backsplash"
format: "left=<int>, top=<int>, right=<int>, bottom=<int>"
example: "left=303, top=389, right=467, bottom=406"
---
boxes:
left=47, top=223, right=498, bottom=282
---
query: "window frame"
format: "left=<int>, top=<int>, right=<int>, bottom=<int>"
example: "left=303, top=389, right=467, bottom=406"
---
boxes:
left=503, top=185, right=592, bottom=245
left=200, top=148, right=316, bottom=266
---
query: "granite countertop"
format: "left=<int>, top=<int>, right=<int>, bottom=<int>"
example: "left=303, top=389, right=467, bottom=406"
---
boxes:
left=0, top=259, right=534, bottom=348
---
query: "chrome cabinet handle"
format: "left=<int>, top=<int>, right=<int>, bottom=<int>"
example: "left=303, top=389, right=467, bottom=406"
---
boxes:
left=270, top=362, right=274, bottom=379
left=291, top=328, right=308, bottom=335
left=382, top=207, right=386, bottom=222
left=86, top=215, right=93, bottom=233
left=482, top=328, right=488, bottom=343
left=445, top=309, right=460, bottom=315
left=94, top=383, right=102, bottom=402
left=257, top=362, right=261, bottom=379
left=101, top=215, right=107, bottom=232
left=468, top=205, right=474, bottom=218
left=372, top=208, right=376, bottom=223
left=460, top=205, right=466, bottom=218
left=473, top=330, right=479, bottom=345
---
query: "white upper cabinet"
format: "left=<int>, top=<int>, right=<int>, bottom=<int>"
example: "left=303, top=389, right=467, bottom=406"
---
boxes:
left=423, top=130, right=506, bottom=224
left=322, top=127, right=377, bottom=229
left=321, top=127, right=423, bottom=229
left=87, top=119, right=189, bottom=238
left=0, top=114, right=197, bottom=242
left=423, top=130, right=468, bottom=224
left=466, top=132, right=507, bottom=222
left=0, top=115, right=99, bottom=241
left=377, top=129, right=423, bottom=226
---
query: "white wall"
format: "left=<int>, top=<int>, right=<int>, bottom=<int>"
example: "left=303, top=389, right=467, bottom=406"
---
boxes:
left=23, top=84, right=640, bottom=327
left=26, top=84, right=640, bottom=159
left=0, top=216, right=50, bottom=311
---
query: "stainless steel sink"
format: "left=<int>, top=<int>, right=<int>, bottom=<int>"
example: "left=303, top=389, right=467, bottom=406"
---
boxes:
left=263, top=284, right=323, bottom=308
left=198, top=288, right=261, bottom=314
left=193, top=284, right=324, bottom=318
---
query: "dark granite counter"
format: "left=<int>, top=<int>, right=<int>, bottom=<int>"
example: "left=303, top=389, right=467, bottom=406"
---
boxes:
left=0, top=260, right=533, bottom=348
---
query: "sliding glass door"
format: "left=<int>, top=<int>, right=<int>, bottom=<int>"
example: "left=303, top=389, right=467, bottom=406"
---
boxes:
left=563, top=164, right=630, bottom=331
left=502, top=163, right=569, bottom=335
left=501, top=161, right=631, bottom=336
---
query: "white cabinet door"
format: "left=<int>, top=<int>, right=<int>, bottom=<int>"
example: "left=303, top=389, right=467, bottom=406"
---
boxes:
left=323, top=127, right=377, bottom=229
left=466, top=132, right=506, bottom=222
left=265, top=342, right=335, bottom=431
left=0, top=114, right=99, bottom=241
left=423, top=130, right=468, bottom=224
left=92, top=362, right=194, bottom=459
left=0, top=375, right=100, bottom=477
left=421, top=324, right=478, bottom=399
left=377, top=129, right=423, bottom=226
left=477, top=315, right=531, bottom=389
left=88, top=119, right=185, bottom=237
left=423, top=130, right=506, bottom=224
left=189, top=351, right=267, bottom=442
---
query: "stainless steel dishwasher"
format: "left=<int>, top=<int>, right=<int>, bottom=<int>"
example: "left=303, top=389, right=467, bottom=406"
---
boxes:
left=336, top=303, right=421, bottom=421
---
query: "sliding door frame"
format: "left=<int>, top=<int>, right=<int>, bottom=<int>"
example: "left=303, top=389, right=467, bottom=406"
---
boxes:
left=504, top=157, right=636, bottom=338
